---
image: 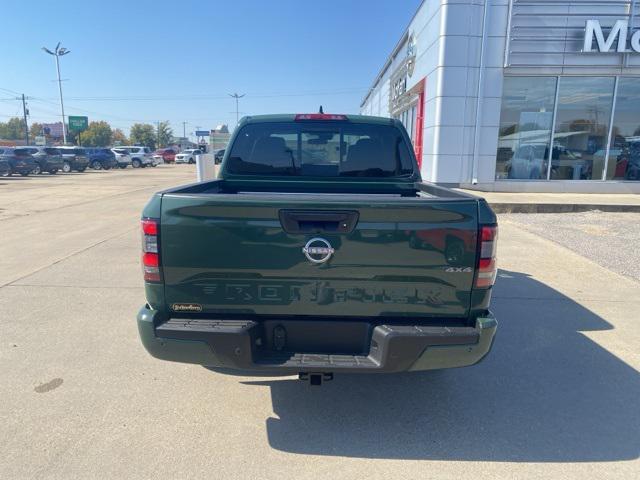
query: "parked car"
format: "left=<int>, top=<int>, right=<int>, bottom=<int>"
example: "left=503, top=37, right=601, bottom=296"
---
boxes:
left=121, top=146, right=156, bottom=168
left=0, top=147, right=37, bottom=176
left=85, top=147, right=117, bottom=170
left=153, top=148, right=176, bottom=164
left=23, top=146, right=64, bottom=174
left=112, top=148, right=132, bottom=168
left=0, top=155, right=9, bottom=177
left=136, top=113, right=498, bottom=383
left=214, top=149, right=225, bottom=164
left=175, top=148, right=201, bottom=164
left=57, top=146, right=90, bottom=173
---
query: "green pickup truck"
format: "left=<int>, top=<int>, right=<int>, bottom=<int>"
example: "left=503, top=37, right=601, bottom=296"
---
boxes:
left=137, top=113, right=498, bottom=384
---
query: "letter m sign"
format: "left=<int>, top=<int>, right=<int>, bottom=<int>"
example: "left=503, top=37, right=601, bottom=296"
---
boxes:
left=583, top=20, right=629, bottom=53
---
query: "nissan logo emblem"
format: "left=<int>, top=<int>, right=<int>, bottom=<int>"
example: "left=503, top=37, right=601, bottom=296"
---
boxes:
left=302, top=237, right=334, bottom=264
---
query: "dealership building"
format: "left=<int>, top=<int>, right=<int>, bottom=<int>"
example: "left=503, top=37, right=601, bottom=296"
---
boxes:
left=361, top=0, right=640, bottom=192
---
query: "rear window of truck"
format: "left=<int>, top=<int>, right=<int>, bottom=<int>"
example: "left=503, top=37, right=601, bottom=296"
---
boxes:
left=227, top=122, right=415, bottom=177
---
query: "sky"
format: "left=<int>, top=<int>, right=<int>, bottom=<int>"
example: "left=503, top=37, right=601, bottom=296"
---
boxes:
left=0, top=0, right=421, bottom=139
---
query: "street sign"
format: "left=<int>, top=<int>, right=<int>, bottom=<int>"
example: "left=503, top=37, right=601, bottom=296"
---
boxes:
left=195, top=130, right=210, bottom=136
left=35, top=135, right=46, bottom=146
left=68, top=116, right=88, bottom=132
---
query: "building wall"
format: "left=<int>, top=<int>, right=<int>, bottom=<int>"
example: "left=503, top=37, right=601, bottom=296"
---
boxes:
left=506, top=0, right=640, bottom=75
left=361, top=0, right=510, bottom=184
left=361, top=0, right=640, bottom=192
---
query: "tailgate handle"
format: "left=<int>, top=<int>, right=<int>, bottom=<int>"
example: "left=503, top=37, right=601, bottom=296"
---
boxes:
left=279, top=210, right=359, bottom=234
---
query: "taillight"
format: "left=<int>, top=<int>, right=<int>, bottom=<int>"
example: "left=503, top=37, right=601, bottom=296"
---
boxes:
left=141, top=217, right=161, bottom=282
left=475, top=225, right=497, bottom=289
left=294, top=113, right=347, bottom=121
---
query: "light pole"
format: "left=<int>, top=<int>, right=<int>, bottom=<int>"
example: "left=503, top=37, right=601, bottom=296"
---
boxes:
left=229, top=93, right=245, bottom=124
left=42, top=43, right=71, bottom=144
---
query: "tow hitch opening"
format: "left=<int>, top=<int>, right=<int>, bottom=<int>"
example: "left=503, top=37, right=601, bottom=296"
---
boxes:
left=299, top=372, right=333, bottom=385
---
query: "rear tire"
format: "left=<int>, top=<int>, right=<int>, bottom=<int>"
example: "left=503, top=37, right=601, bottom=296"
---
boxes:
left=33, top=165, right=42, bottom=175
left=132, top=159, right=141, bottom=168
left=92, top=160, right=102, bottom=170
left=62, top=162, right=72, bottom=173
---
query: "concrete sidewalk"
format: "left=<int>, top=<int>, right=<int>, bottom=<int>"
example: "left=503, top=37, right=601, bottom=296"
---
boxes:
left=457, top=190, right=640, bottom=213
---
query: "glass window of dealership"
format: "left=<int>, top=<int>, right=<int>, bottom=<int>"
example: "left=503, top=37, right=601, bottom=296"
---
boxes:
left=496, top=75, right=640, bottom=181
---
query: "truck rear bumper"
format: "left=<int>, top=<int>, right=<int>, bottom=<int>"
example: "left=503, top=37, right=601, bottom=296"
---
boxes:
left=137, top=306, right=497, bottom=374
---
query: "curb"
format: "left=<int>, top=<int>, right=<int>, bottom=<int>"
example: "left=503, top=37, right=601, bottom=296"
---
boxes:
left=490, top=203, right=640, bottom=214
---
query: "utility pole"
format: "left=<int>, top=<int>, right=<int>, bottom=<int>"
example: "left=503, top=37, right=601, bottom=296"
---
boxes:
left=182, top=121, right=187, bottom=140
left=229, top=93, right=245, bottom=124
left=21, top=94, right=29, bottom=144
left=156, top=121, right=160, bottom=148
left=42, top=43, right=71, bottom=144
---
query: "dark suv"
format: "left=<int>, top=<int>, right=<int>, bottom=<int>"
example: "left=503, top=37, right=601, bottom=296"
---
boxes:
left=85, top=148, right=117, bottom=170
left=58, top=147, right=90, bottom=173
left=0, top=147, right=37, bottom=176
left=24, top=146, right=64, bottom=174
left=0, top=155, right=10, bottom=177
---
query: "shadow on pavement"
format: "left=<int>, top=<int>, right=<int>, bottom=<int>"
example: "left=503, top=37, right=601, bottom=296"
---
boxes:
left=0, top=176, right=32, bottom=182
left=242, top=269, right=640, bottom=461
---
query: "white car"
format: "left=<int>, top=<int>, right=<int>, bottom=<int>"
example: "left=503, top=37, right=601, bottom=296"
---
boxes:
left=111, top=148, right=132, bottom=169
left=120, top=146, right=157, bottom=168
left=175, top=149, right=201, bottom=164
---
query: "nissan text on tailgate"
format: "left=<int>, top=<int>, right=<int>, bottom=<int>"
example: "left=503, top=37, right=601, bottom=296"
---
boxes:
left=137, top=113, right=498, bottom=383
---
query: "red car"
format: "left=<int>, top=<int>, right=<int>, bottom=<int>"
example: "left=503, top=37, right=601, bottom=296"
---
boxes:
left=153, top=148, right=176, bottom=164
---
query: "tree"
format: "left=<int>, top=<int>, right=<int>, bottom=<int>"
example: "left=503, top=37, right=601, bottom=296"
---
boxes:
left=30, top=122, right=45, bottom=139
left=0, top=117, right=27, bottom=140
left=112, top=128, right=128, bottom=145
left=80, top=121, right=113, bottom=146
left=156, top=121, right=173, bottom=148
left=129, top=123, right=156, bottom=149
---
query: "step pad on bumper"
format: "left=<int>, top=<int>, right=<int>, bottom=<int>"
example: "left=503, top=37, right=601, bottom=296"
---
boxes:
left=157, top=318, right=257, bottom=337
left=256, top=352, right=377, bottom=369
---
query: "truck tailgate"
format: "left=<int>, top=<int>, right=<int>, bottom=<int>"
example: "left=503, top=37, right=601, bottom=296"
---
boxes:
left=159, top=193, right=479, bottom=318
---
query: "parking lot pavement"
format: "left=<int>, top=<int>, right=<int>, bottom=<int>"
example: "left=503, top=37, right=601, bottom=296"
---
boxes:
left=0, top=165, right=197, bottom=286
left=502, top=211, right=640, bottom=282
left=1, top=167, right=638, bottom=479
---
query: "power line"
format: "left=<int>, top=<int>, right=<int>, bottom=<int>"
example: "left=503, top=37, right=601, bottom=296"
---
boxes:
left=0, top=84, right=369, bottom=128
left=12, top=87, right=369, bottom=102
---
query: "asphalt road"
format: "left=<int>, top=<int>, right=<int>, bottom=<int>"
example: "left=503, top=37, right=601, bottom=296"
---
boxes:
left=1, top=166, right=638, bottom=479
